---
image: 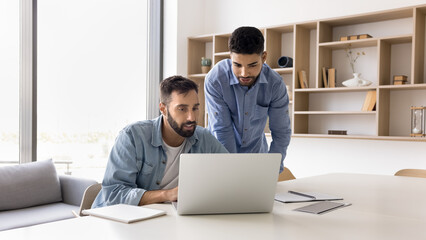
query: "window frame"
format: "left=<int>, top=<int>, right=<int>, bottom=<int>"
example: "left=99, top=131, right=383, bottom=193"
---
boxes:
left=19, top=0, right=163, bottom=163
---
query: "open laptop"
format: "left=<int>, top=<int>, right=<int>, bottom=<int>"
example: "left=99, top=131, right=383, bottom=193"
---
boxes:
left=173, top=153, right=281, bottom=215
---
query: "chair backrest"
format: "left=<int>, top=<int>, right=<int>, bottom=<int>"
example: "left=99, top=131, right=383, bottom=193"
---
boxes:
left=278, top=167, right=296, bottom=182
left=75, top=183, right=102, bottom=217
left=394, top=169, right=426, bottom=178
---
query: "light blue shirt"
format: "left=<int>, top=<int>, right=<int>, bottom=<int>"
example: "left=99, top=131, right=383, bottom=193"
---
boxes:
left=205, top=59, right=291, bottom=172
left=92, top=116, right=228, bottom=208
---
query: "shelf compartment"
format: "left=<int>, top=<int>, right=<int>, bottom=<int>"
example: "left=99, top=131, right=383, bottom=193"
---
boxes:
left=319, top=8, right=413, bottom=43
left=295, top=23, right=317, bottom=89
left=188, top=35, right=214, bottom=75
left=294, top=90, right=377, bottom=112
left=214, top=34, right=231, bottom=53
left=265, top=25, right=294, bottom=69
left=378, top=88, right=426, bottom=137
left=294, top=114, right=376, bottom=135
left=378, top=35, right=413, bottom=85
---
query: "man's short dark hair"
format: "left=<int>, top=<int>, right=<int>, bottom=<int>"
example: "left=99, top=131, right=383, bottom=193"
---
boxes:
left=228, top=26, right=264, bottom=55
left=160, top=75, right=198, bottom=105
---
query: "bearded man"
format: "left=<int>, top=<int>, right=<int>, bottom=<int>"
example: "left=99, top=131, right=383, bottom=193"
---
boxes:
left=92, top=75, right=228, bottom=208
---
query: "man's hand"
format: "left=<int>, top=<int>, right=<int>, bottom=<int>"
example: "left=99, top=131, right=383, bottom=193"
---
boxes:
left=139, top=187, right=178, bottom=206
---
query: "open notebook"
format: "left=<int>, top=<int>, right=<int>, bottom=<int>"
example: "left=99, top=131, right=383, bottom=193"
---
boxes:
left=82, top=204, right=166, bottom=223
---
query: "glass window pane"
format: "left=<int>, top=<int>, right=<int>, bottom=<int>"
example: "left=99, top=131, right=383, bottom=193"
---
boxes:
left=38, top=0, right=148, bottom=181
left=0, top=0, right=19, bottom=165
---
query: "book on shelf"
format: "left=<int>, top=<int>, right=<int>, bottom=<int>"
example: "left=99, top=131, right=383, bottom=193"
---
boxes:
left=328, top=68, right=336, bottom=88
left=328, top=130, right=347, bottom=135
left=322, top=67, right=328, bottom=88
left=298, top=70, right=308, bottom=88
left=340, top=36, right=350, bottom=41
left=361, top=90, right=377, bottom=111
left=394, top=75, right=408, bottom=81
left=359, top=34, right=373, bottom=39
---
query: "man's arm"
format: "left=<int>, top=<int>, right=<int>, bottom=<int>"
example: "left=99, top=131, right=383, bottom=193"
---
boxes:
left=92, top=129, right=154, bottom=208
left=268, top=81, right=292, bottom=173
left=204, top=75, right=238, bottom=153
left=139, top=187, right=178, bottom=205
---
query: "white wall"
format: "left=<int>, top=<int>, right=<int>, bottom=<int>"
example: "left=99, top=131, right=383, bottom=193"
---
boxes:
left=164, top=0, right=426, bottom=178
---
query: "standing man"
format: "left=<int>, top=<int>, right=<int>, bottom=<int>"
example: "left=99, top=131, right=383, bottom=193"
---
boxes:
left=205, top=26, right=291, bottom=172
left=92, top=75, right=228, bottom=208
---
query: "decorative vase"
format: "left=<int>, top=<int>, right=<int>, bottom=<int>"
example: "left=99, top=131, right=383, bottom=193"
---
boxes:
left=342, top=73, right=372, bottom=87
left=201, top=57, right=212, bottom=74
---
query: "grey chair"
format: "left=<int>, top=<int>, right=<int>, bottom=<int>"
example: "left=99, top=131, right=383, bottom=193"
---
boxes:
left=394, top=169, right=426, bottom=179
left=278, top=167, right=296, bottom=182
left=73, top=183, right=102, bottom=217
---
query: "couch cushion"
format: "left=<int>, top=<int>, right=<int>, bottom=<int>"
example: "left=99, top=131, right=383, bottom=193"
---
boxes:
left=0, top=159, right=62, bottom=211
left=0, top=202, right=78, bottom=231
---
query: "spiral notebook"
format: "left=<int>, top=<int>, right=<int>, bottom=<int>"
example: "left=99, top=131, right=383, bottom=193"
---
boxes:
left=82, top=204, right=166, bottom=223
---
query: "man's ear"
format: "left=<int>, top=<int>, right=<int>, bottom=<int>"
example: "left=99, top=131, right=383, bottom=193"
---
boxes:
left=159, top=102, right=166, bottom=116
left=262, top=51, right=267, bottom=63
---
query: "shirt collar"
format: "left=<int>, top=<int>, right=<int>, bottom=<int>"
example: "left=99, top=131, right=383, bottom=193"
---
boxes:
left=151, top=115, right=199, bottom=147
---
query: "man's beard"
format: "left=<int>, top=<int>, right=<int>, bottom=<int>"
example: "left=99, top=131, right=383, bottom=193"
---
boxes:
left=166, top=110, right=196, bottom=138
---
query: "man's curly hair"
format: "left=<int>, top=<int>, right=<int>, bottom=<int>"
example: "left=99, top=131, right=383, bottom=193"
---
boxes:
left=228, top=26, right=264, bottom=55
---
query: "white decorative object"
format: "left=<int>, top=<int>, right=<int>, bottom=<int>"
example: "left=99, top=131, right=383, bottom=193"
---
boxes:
left=342, top=73, right=372, bottom=87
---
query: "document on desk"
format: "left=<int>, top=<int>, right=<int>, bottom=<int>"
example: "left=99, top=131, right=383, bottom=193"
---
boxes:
left=82, top=204, right=166, bottom=224
left=275, top=191, right=343, bottom=203
left=293, top=201, right=352, bottom=214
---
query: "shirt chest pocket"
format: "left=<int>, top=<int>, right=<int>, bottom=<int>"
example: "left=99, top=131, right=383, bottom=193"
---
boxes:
left=254, top=105, right=268, bottom=119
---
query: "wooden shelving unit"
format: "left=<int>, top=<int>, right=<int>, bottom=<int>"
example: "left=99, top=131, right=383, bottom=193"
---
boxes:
left=187, top=4, right=426, bottom=141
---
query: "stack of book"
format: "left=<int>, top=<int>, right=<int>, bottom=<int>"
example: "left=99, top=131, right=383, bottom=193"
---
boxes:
left=340, top=34, right=372, bottom=41
left=393, top=75, right=408, bottom=85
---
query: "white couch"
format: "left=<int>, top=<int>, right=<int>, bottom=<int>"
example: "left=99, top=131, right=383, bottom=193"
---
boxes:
left=0, top=159, right=97, bottom=231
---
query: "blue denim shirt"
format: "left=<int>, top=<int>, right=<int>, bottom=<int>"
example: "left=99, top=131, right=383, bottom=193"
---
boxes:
left=205, top=59, right=291, bottom=172
left=92, top=116, right=228, bottom=208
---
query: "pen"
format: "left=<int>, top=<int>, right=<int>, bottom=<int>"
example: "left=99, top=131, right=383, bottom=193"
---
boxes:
left=288, top=191, right=316, bottom=199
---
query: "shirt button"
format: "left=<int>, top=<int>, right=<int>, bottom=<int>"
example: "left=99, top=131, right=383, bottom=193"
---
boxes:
left=156, top=181, right=160, bottom=185
left=244, top=128, right=247, bottom=131
left=245, top=112, right=248, bottom=115
left=162, top=160, right=166, bottom=164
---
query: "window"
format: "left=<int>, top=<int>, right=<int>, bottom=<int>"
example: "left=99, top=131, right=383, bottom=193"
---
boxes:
left=37, top=0, right=151, bottom=180
left=0, top=0, right=19, bottom=165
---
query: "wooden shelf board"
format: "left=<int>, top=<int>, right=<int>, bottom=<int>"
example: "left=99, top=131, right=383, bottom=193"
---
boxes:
left=291, top=134, right=426, bottom=142
left=267, top=24, right=294, bottom=33
left=294, top=111, right=376, bottom=115
left=188, top=73, right=207, bottom=79
left=188, top=35, right=214, bottom=42
left=320, top=8, right=413, bottom=26
left=319, top=38, right=378, bottom=49
left=379, top=83, right=426, bottom=90
left=214, top=52, right=230, bottom=56
left=273, top=68, right=293, bottom=74
left=295, top=86, right=376, bottom=92
left=380, top=34, right=413, bottom=44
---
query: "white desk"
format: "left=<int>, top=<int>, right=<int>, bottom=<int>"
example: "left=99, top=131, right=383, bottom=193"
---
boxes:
left=2, top=173, right=426, bottom=240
